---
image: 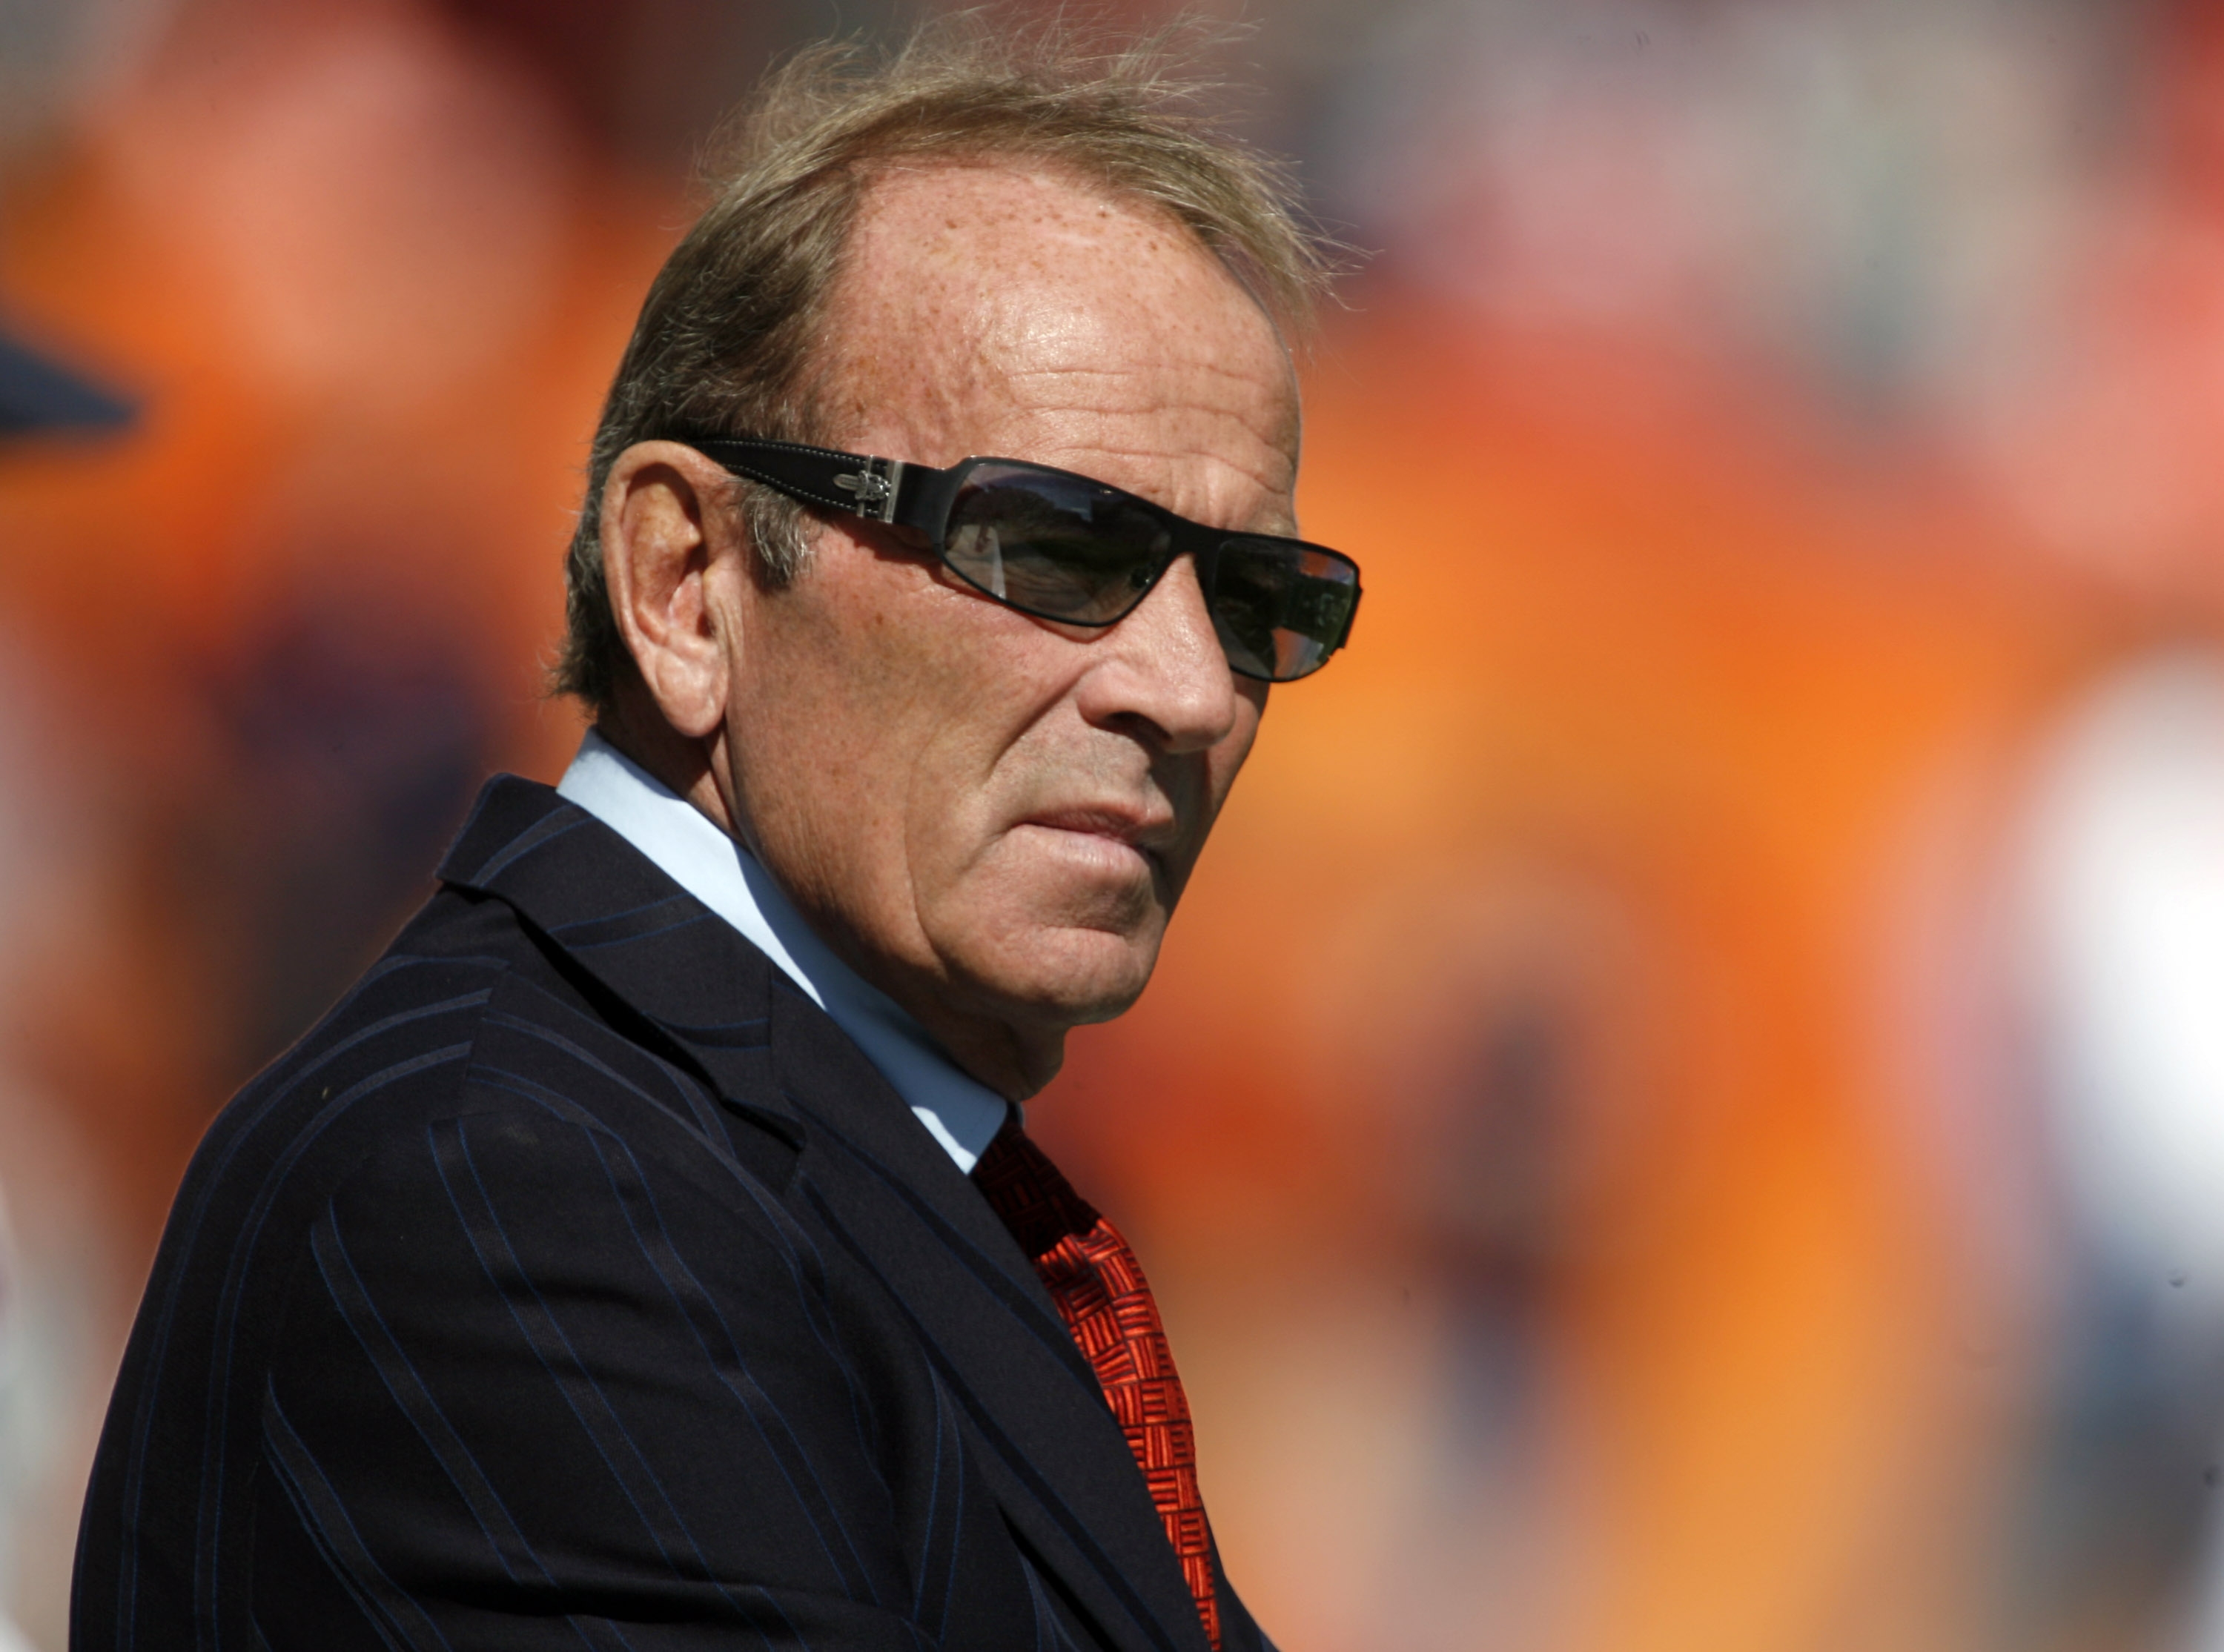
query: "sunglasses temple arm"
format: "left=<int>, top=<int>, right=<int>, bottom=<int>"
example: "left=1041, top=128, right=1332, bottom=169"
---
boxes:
left=685, top=437, right=956, bottom=528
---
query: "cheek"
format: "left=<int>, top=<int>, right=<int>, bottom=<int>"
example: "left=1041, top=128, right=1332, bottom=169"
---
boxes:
left=885, top=674, right=1103, bottom=961
left=735, top=556, right=1017, bottom=929
left=896, top=727, right=1016, bottom=892
left=799, top=550, right=1036, bottom=810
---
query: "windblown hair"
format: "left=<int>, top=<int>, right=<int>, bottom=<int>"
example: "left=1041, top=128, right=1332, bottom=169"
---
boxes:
left=553, top=12, right=1335, bottom=716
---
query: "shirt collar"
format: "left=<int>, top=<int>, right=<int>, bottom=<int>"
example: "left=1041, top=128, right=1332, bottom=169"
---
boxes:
left=555, top=729, right=1010, bottom=1172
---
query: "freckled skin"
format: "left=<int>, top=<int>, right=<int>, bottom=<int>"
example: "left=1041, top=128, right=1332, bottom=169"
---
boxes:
left=600, top=161, right=1299, bottom=1099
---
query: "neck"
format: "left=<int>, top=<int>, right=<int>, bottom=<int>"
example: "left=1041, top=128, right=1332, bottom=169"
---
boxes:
left=916, top=1007, right=1064, bottom=1102
left=595, top=689, right=733, bottom=833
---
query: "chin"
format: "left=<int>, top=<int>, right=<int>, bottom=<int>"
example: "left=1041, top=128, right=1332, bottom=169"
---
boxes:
left=970, top=922, right=1162, bottom=1029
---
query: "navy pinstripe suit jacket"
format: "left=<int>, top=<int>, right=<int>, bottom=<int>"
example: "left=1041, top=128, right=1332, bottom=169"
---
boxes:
left=73, top=774, right=1273, bottom=1652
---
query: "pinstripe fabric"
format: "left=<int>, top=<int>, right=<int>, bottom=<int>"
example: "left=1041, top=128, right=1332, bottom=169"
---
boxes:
left=72, top=776, right=1277, bottom=1652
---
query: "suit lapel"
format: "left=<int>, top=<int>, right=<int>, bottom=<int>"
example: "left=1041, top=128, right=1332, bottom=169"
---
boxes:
left=438, top=776, right=1208, bottom=1652
left=437, top=775, right=794, bottom=1129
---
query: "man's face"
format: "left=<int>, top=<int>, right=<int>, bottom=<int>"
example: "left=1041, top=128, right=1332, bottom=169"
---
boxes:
left=717, top=162, right=1297, bottom=1094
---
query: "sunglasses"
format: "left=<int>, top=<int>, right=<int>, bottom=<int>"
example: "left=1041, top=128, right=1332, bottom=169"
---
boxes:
left=680, top=437, right=1362, bottom=683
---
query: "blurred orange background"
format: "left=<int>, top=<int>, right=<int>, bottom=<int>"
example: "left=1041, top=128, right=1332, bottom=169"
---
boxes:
left=6, top=2, right=2224, bottom=1648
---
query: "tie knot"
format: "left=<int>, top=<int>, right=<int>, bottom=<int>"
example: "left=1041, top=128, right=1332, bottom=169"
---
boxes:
left=970, top=1117, right=1101, bottom=1262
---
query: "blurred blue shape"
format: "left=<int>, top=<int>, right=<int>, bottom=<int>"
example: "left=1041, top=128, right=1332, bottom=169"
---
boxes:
left=0, top=323, right=130, bottom=435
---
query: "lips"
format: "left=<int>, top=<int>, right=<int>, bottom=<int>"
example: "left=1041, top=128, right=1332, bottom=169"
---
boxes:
left=1018, top=803, right=1179, bottom=853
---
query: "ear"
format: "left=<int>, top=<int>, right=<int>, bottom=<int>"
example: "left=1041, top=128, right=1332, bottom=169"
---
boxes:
left=600, top=441, right=747, bottom=741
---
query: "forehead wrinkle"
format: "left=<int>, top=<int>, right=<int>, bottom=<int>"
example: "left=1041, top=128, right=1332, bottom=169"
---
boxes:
left=1022, top=425, right=1294, bottom=497
left=996, top=368, right=1300, bottom=474
left=999, top=378, right=1286, bottom=431
left=997, top=359, right=1288, bottom=395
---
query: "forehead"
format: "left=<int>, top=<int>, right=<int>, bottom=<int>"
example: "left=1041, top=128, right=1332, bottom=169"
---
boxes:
left=817, top=160, right=1298, bottom=494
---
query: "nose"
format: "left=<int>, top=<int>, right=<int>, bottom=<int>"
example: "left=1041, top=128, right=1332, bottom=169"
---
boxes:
left=1073, top=555, right=1245, bottom=754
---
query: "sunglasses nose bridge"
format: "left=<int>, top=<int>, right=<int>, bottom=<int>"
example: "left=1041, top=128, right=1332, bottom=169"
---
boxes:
left=1187, top=534, right=1225, bottom=594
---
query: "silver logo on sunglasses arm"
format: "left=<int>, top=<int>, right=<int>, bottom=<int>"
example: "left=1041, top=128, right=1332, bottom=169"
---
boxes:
left=833, top=457, right=905, bottom=523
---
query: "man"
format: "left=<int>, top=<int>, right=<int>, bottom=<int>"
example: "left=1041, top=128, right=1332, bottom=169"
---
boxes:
left=73, top=25, right=1359, bottom=1651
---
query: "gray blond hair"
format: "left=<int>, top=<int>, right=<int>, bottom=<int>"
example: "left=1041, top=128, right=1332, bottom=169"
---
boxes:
left=553, top=13, right=1334, bottom=716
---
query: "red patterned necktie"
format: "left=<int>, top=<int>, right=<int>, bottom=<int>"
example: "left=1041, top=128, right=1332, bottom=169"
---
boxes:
left=971, top=1118, right=1222, bottom=1651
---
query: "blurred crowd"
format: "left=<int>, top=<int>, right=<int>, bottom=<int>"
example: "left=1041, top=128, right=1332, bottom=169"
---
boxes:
left=6, top=0, right=2224, bottom=1648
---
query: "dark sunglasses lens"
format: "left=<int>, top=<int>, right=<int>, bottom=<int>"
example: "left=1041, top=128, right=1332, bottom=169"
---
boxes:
left=944, top=463, right=1171, bottom=623
left=1208, top=539, right=1362, bottom=681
